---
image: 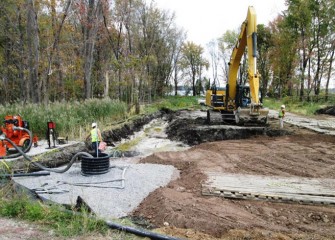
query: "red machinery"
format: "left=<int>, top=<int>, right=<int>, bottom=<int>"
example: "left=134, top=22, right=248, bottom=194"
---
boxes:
left=0, top=115, right=38, bottom=157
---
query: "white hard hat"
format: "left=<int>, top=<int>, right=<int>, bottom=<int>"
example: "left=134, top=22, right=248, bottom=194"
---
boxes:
left=281, top=105, right=285, bottom=109
left=92, top=122, right=97, bottom=128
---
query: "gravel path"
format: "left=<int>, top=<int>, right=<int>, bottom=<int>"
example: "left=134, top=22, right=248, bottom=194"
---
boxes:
left=13, top=161, right=178, bottom=219
left=269, top=110, right=335, bottom=135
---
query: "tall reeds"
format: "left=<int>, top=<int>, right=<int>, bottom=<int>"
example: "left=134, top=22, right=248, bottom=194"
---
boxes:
left=0, top=98, right=127, bottom=140
left=0, top=96, right=200, bottom=140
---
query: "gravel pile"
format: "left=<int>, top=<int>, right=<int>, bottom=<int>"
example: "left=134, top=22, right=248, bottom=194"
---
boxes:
left=13, top=160, right=178, bottom=219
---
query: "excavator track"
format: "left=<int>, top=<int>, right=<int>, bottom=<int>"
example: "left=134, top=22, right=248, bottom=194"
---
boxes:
left=206, top=110, right=223, bottom=125
left=206, top=110, right=236, bottom=125
left=206, top=108, right=269, bottom=126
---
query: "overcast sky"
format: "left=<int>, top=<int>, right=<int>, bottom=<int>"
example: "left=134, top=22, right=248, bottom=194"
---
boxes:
left=150, top=0, right=287, bottom=47
left=146, top=0, right=287, bottom=82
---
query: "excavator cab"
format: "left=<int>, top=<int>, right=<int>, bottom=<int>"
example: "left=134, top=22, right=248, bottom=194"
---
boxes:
left=236, top=85, right=251, bottom=108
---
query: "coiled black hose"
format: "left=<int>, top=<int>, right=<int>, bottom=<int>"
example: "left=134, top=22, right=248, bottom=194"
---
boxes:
left=4, top=137, right=93, bottom=173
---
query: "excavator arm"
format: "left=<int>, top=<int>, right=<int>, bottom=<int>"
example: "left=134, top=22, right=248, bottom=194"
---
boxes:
left=205, top=6, right=268, bottom=125
left=228, top=6, right=259, bottom=105
left=227, top=6, right=268, bottom=124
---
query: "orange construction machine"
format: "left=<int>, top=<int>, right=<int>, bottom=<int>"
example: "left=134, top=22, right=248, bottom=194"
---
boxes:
left=0, top=115, right=38, bottom=157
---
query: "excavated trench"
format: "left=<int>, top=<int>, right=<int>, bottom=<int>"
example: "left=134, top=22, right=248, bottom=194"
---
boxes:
left=164, top=110, right=288, bottom=146
left=103, top=109, right=289, bottom=151
left=7, top=109, right=289, bottom=172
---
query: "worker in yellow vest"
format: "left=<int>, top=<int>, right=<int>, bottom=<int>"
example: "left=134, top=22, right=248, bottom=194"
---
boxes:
left=91, top=122, right=102, bottom=156
left=278, top=105, right=286, bottom=128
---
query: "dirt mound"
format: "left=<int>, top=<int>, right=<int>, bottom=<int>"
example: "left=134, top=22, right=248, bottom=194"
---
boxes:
left=316, top=106, right=335, bottom=116
left=165, top=111, right=291, bottom=146
left=133, top=134, right=335, bottom=239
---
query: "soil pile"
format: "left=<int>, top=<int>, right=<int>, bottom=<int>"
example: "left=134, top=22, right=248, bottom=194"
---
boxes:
left=164, top=109, right=318, bottom=146
left=131, top=112, right=335, bottom=239
left=316, top=105, right=335, bottom=116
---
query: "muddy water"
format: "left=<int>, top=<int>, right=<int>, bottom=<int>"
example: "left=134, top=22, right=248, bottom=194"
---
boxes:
left=104, top=109, right=291, bottom=159
left=106, top=118, right=190, bottom=158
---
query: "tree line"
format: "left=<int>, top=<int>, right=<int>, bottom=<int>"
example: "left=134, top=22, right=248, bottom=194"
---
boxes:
left=0, top=0, right=334, bottom=109
left=210, top=0, right=335, bottom=101
left=0, top=0, right=187, bottom=110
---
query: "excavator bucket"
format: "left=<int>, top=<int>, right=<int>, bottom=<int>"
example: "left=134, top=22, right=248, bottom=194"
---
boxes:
left=235, top=105, right=269, bottom=125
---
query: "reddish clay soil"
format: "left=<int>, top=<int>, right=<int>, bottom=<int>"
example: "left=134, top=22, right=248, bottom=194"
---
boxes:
left=133, top=126, right=335, bottom=239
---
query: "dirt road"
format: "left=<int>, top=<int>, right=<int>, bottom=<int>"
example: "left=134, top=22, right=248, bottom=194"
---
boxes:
left=132, top=111, right=335, bottom=239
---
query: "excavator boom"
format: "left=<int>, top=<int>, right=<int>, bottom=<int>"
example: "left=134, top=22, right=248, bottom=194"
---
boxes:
left=228, top=6, right=259, bottom=104
left=205, top=6, right=268, bottom=125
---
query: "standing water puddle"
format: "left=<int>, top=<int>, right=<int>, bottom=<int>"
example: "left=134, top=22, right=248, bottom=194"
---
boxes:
left=106, top=118, right=190, bottom=159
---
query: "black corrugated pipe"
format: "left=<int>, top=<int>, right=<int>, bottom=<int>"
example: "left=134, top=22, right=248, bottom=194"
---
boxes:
left=105, top=220, right=182, bottom=240
left=4, top=137, right=93, bottom=173
left=0, top=171, right=50, bottom=178
left=36, top=193, right=183, bottom=240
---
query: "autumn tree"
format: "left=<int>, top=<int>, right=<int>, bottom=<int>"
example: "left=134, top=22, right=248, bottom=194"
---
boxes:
left=0, top=0, right=26, bottom=104
left=179, top=41, right=209, bottom=96
left=43, top=0, right=72, bottom=103
left=324, top=1, right=335, bottom=100
left=171, top=28, right=186, bottom=96
left=257, top=24, right=272, bottom=100
left=217, top=30, right=239, bottom=86
left=267, top=15, right=298, bottom=98
left=27, top=0, right=40, bottom=103
left=207, top=40, right=220, bottom=86
left=82, top=0, right=104, bottom=99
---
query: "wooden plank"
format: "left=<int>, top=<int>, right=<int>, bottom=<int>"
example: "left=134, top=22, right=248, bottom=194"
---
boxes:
left=204, top=172, right=335, bottom=196
left=202, top=189, right=335, bottom=205
left=202, top=172, right=335, bottom=205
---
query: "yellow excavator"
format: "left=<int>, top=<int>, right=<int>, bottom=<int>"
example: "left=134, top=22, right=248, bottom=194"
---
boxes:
left=205, top=6, right=269, bottom=125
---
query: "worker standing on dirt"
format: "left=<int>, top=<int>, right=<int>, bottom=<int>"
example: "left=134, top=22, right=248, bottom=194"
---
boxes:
left=279, top=105, right=286, bottom=128
left=90, top=122, right=102, bottom=157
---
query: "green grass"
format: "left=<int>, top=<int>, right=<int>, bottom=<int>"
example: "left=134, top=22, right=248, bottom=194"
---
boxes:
left=263, top=97, right=334, bottom=116
left=142, top=96, right=200, bottom=114
left=0, top=182, right=154, bottom=239
left=0, top=183, right=144, bottom=238
left=0, top=188, right=107, bottom=236
left=0, top=160, right=12, bottom=175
